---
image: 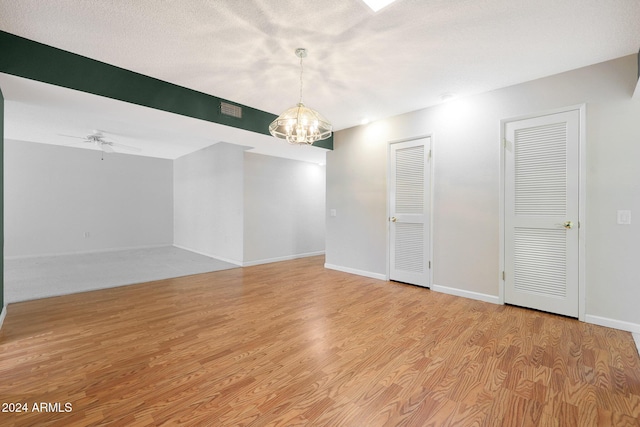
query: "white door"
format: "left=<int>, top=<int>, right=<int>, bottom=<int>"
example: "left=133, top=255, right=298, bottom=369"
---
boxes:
left=389, top=137, right=431, bottom=287
left=504, top=110, right=580, bottom=317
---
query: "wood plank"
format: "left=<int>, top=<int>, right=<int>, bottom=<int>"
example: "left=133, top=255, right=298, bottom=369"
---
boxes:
left=0, top=256, right=638, bottom=426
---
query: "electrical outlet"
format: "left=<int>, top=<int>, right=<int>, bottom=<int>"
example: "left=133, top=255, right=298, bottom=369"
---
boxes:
left=330, top=209, right=337, bottom=217
left=617, top=210, right=631, bottom=225
left=84, top=232, right=90, bottom=238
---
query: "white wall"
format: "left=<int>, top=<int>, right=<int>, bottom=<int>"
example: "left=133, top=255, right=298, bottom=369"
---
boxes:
left=4, top=140, right=173, bottom=257
left=6, top=137, right=326, bottom=269
left=326, top=54, right=640, bottom=330
left=173, top=142, right=245, bottom=264
left=325, top=125, right=389, bottom=277
left=584, top=96, right=640, bottom=326
left=174, top=145, right=326, bottom=266
left=243, top=152, right=325, bottom=264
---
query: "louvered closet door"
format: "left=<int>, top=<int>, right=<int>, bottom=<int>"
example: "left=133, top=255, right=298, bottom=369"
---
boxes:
left=505, top=110, right=579, bottom=317
left=389, top=137, right=430, bottom=287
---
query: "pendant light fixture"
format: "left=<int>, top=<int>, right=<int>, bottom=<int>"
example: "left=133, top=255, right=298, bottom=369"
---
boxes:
left=269, top=48, right=332, bottom=145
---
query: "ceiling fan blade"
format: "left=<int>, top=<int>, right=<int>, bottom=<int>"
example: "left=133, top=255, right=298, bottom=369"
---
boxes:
left=58, top=136, right=90, bottom=146
left=101, top=144, right=115, bottom=153
left=58, top=134, right=86, bottom=139
left=110, top=142, right=142, bottom=152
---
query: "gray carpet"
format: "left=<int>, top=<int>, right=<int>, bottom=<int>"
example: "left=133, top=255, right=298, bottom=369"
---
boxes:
left=4, top=246, right=238, bottom=303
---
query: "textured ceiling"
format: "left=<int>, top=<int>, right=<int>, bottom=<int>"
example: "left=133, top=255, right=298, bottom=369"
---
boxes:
left=0, top=0, right=639, bottom=160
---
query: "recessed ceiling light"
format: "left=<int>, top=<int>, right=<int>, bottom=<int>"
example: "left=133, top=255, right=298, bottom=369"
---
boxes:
left=361, top=0, right=397, bottom=12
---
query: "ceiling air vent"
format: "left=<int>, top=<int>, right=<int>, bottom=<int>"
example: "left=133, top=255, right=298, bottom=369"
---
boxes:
left=220, top=102, right=242, bottom=119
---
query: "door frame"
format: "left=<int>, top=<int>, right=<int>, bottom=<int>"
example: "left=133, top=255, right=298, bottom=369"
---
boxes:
left=386, top=134, right=434, bottom=287
left=498, top=104, right=586, bottom=321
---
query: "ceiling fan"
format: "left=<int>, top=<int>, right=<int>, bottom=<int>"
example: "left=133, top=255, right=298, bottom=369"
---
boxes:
left=60, top=130, right=141, bottom=159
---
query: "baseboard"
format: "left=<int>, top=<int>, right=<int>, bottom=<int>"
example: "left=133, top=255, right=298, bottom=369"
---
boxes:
left=4, top=244, right=173, bottom=260
left=172, top=244, right=243, bottom=266
left=243, top=251, right=325, bottom=267
left=324, top=263, right=387, bottom=281
left=431, top=283, right=500, bottom=305
left=584, top=314, right=640, bottom=333
left=0, top=306, right=7, bottom=331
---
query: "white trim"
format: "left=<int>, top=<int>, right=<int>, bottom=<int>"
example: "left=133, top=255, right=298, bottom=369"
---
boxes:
left=577, top=105, right=587, bottom=321
left=243, top=251, right=325, bottom=267
left=634, top=52, right=640, bottom=99
left=498, top=120, right=506, bottom=305
left=431, top=284, right=500, bottom=305
left=633, top=63, right=640, bottom=98
left=324, top=263, right=387, bottom=281
left=633, top=333, right=640, bottom=357
left=498, top=104, right=587, bottom=322
left=386, top=134, right=434, bottom=287
left=172, top=244, right=243, bottom=266
left=429, top=137, right=435, bottom=290
left=585, top=314, right=640, bottom=334
left=4, top=244, right=173, bottom=260
left=0, top=306, right=7, bottom=331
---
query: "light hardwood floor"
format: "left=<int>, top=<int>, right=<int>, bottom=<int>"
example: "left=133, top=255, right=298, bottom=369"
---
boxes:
left=1, top=256, right=639, bottom=426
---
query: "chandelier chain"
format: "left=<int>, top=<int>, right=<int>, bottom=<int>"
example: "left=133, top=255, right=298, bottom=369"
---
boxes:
left=299, top=55, right=304, bottom=104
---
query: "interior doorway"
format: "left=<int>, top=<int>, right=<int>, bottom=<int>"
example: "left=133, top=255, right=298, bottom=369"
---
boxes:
left=501, top=107, right=585, bottom=318
left=388, top=136, right=432, bottom=287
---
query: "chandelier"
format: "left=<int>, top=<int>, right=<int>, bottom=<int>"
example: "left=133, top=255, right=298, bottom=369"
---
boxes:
left=269, top=48, right=332, bottom=145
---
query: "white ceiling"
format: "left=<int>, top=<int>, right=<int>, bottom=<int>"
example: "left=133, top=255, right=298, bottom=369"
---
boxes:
left=0, top=0, right=639, bottom=161
left=0, top=73, right=328, bottom=163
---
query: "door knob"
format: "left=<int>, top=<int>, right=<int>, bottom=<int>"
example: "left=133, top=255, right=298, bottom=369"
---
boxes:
left=555, top=221, right=573, bottom=229
left=391, top=217, right=397, bottom=222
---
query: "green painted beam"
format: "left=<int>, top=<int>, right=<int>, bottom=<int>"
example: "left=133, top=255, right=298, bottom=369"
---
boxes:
left=0, top=31, right=333, bottom=150
left=0, top=85, right=4, bottom=310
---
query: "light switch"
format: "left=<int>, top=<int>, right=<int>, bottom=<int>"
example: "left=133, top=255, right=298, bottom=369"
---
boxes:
left=330, top=209, right=337, bottom=217
left=617, top=210, right=631, bottom=225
